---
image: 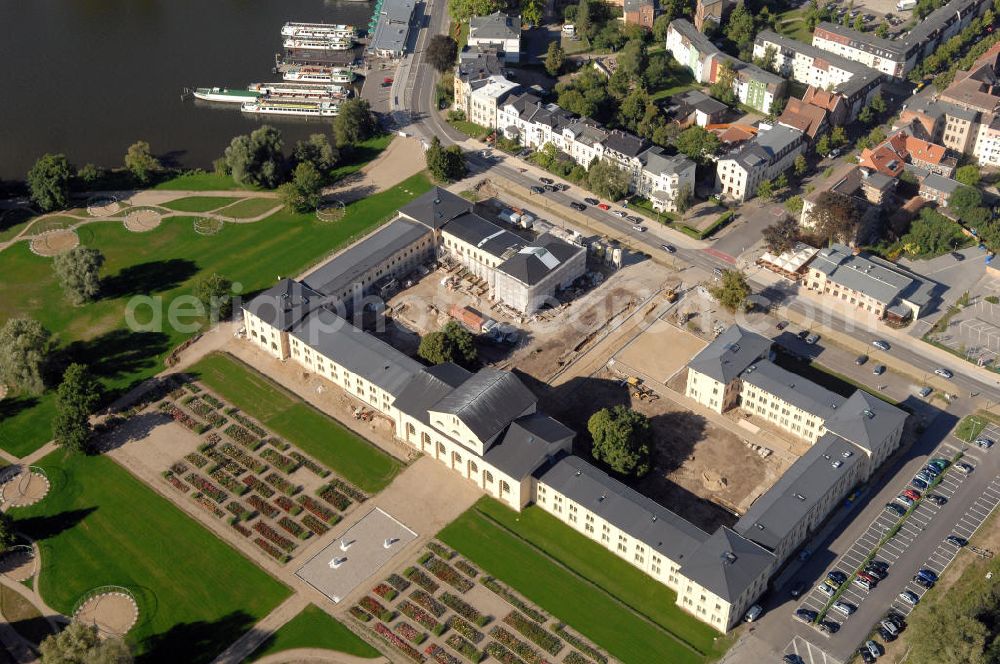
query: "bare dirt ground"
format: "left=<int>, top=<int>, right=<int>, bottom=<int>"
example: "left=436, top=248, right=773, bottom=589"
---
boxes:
left=541, top=366, right=778, bottom=533
left=323, top=137, right=427, bottom=203
left=614, top=319, right=707, bottom=384
left=28, top=229, right=79, bottom=256
left=0, top=550, right=34, bottom=583
left=74, top=592, right=138, bottom=637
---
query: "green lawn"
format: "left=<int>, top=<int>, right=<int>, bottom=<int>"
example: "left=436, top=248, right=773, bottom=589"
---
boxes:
left=0, top=208, right=37, bottom=243
left=777, top=9, right=813, bottom=44
left=955, top=414, right=987, bottom=443
left=188, top=353, right=403, bottom=493
left=160, top=196, right=242, bottom=213
left=448, top=118, right=490, bottom=140
left=153, top=171, right=243, bottom=191
left=217, top=198, right=283, bottom=219
left=247, top=604, right=380, bottom=661
left=11, top=450, right=290, bottom=662
left=439, top=499, right=727, bottom=664
left=648, top=52, right=698, bottom=102
left=328, top=134, right=396, bottom=185
left=0, top=172, right=432, bottom=457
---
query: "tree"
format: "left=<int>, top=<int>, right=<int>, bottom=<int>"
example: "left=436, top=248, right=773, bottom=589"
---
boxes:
left=587, top=405, right=651, bottom=477
left=192, top=272, right=234, bottom=320
left=0, top=318, right=52, bottom=396
left=333, top=98, right=379, bottom=148
left=425, top=137, right=467, bottom=182
left=784, top=194, right=804, bottom=216
left=39, top=622, right=132, bottom=664
left=815, top=134, right=831, bottom=157
left=673, top=184, right=694, bottom=213
left=708, top=269, right=752, bottom=312
left=676, top=125, right=721, bottom=163
left=809, top=191, right=864, bottom=244
left=857, top=105, right=874, bottom=124
left=124, top=140, right=160, bottom=184
left=77, top=163, right=105, bottom=187
left=875, top=20, right=889, bottom=38
left=52, top=246, right=105, bottom=305
left=899, top=208, right=967, bottom=257
left=870, top=91, right=887, bottom=115
left=544, top=41, right=566, bottom=77
left=756, top=179, right=775, bottom=201
left=448, top=0, right=501, bottom=21
left=708, top=60, right=737, bottom=106
left=279, top=162, right=324, bottom=213
left=852, top=13, right=864, bottom=30
left=27, top=153, right=73, bottom=212
left=522, top=0, right=543, bottom=26
left=754, top=45, right=778, bottom=73
left=0, top=513, right=13, bottom=552
left=587, top=159, right=630, bottom=200
left=725, top=5, right=757, bottom=58
left=653, top=14, right=672, bottom=42
left=830, top=125, right=847, bottom=147
left=949, top=185, right=984, bottom=217
left=418, top=321, right=478, bottom=367
left=427, top=35, right=458, bottom=73
left=617, top=40, right=648, bottom=80
left=762, top=215, right=800, bottom=254
left=955, top=164, right=981, bottom=187
left=52, top=363, right=101, bottom=454
left=293, top=134, right=338, bottom=173
left=577, top=0, right=593, bottom=38
left=793, top=154, right=808, bottom=178
left=774, top=172, right=789, bottom=190
left=223, top=125, right=284, bottom=188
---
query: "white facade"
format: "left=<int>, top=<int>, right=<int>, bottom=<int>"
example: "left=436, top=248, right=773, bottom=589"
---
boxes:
left=467, top=75, right=518, bottom=129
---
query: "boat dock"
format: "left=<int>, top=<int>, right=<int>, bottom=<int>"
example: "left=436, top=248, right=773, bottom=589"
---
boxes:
left=367, top=0, right=415, bottom=59
left=278, top=44, right=364, bottom=67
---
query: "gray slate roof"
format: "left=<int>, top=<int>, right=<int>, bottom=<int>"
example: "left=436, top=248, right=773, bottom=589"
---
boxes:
left=679, top=527, right=775, bottom=602
left=457, top=47, right=505, bottom=82
left=244, top=278, right=323, bottom=332
left=639, top=146, right=695, bottom=178
left=497, top=233, right=583, bottom=286
left=369, top=0, right=415, bottom=55
left=670, top=19, right=721, bottom=58
left=742, top=360, right=845, bottom=421
left=301, top=217, right=430, bottom=298
left=484, top=413, right=574, bottom=478
left=392, top=363, right=473, bottom=425
left=443, top=212, right=523, bottom=259
left=921, top=173, right=962, bottom=195
left=824, top=391, right=907, bottom=454
left=290, top=307, right=423, bottom=397
left=538, top=456, right=710, bottom=566
left=734, top=432, right=864, bottom=552
left=730, top=124, right=803, bottom=171
left=688, top=325, right=773, bottom=383
left=432, top=368, right=538, bottom=443
left=399, top=187, right=473, bottom=230
left=604, top=130, right=648, bottom=158
left=810, top=244, right=914, bottom=306
left=755, top=30, right=882, bottom=99
left=469, top=12, right=521, bottom=41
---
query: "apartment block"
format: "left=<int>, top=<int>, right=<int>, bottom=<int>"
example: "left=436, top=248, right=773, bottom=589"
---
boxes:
left=715, top=123, right=806, bottom=202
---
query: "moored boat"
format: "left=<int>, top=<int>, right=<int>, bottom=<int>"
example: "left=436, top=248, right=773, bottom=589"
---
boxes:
left=248, top=81, right=347, bottom=99
left=283, top=37, right=353, bottom=51
left=283, top=66, right=356, bottom=84
left=241, top=99, right=339, bottom=117
left=192, top=87, right=262, bottom=103
left=281, top=22, right=357, bottom=40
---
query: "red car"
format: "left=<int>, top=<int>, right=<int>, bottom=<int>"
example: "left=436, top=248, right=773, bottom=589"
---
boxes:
left=903, top=489, right=921, bottom=501
left=597, top=203, right=611, bottom=210
left=857, top=571, right=878, bottom=584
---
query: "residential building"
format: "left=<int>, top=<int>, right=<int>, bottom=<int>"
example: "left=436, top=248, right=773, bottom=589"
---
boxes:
left=931, top=43, right=1000, bottom=165
left=454, top=48, right=505, bottom=118
left=466, top=74, right=519, bottom=129
left=694, top=0, right=729, bottom=32
left=468, top=12, right=521, bottom=63
left=801, top=86, right=849, bottom=127
left=498, top=92, right=576, bottom=150
left=664, top=90, right=729, bottom=127
left=919, top=172, right=963, bottom=205
left=624, top=0, right=656, bottom=29
left=637, top=147, right=697, bottom=212
left=800, top=164, right=893, bottom=241
left=715, top=123, right=805, bottom=202
left=754, top=31, right=883, bottom=120
left=778, top=97, right=830, bottom=142
left=857, top=129, right=956, bottom=178
left=804, top=243, right=936, bottom=323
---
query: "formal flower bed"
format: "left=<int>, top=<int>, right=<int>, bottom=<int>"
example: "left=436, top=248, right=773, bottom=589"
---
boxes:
left=192, top=493, right=226, bottom=518
left=503, top=612, right=562, bottom=655
left=242, top=475, right=276, bottom=498
left=277, top=516, right=309, bottom=540
left=289, top=451, right=330, bottom=478
left=427, top=541, right=456, bottom=560
left=410, top=590, right=446, bottom=618
left=374, top=622, right=425, bottom=662
left=231, top=521, right=251, bottom=538
left=274, top=495, right=302, bottom=515
left=170, top=461, right=188, bottom=475
left=184, top=382, right=201, bottom=394
left=373, top=583, right=399, bottom=601
left=186, top=473, right=226, bottom=503
left=187, top=399, right=227, bottom=428
left=427, top=644, right=463, bottom=664
left=204, top=448, right=244, bottom=477
left=423, top=557, right=473, bottom=592
left=169, top=406, right=209, bottom=434
left=260, top=448, right=299, bottom=474
left=221, top=443, right=267, bottom=474
left=162, top=471, right=190, bottom=494
left=447, top=616, right=483, bottom=643
left=404, top=566, right=439, bottom=593
left=265, top=436, right=290, bottom=451
left=253, top=521, right=296, bottom=553
left=202, top=393, right=224, bottom=409
left=563, top=652, right=590, bottom=664
left=226, top=409, right=268, bottom=437
left=489, top=627, right=548, bottom=664
left=264, top=472, right=299, bottom=496
left=331, top=478, right=366, bottom=502
left=247, top=494, right=279, bottom=519
left=552, top=624, right=606, bottom=664
left=484, top=643, right=522, bottom=664
left=253, top=537, right=291, bottom=563
left=301, top=514, right=331, bottom=536
left=184, top=452, right=209, bottom=468
left=455, top=560, right=478, bottom=578
left=226, top=501, right=252, bottom=521
left=317, top=484, right=351, bottom=511
left=399, top=600, right=445, bottom=635
left=350, top=605, right=372, bottom=622
left=210, top=467, right=249, bottom=496
left=224, top=423, right=262, bottom=450
left=395, top=621, right=427, bottom=645
left=482, top=577, right=546, bottom=623
left=359, top=596, right=395, bottom=622
left=297, top=496, right=340, bottom=524
left=441, top=593, right=489, bottom=627
left=445, top=634, right=482, bottom=663
left=205, top=432, right=222, bottom=445
left=387, top=573, right=411, bottom=593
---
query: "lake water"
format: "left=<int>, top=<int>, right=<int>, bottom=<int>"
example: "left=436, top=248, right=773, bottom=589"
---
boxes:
left=0, top=0, right=373, bottom=181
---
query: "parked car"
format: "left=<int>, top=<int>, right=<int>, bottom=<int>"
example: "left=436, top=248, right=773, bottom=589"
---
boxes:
left=543, top=184, right=558, bottom=191
left=957, top=462, right=974, bottom=474
left=864, top=566, right=887, bottom=581
left=913, top=574, right=934, bottom=589
left=927, top=494, right=947, bottom=505
left=880, top=619, right=899, bottom=636
left=819, top=620, right=840, bottom=633
left=597, top=203, right=610, bottom=210
left=903, top=489, right=921, bottom=501
left=915, top=470, right=933, bottom=483
left=859, top=649, right=876, bottom=664
left=868, top=560, right=890, bottom=572
left=911, top=476, right=929, bottom=489
left=865, top=639, right=883, bottom=658
left=661, top=244, right=676, bottom=253
left=569, top=201, right=586, bottom=211
left=885, top=503, right=906, bottom=517
left=795, top=608, right=818, bottom=623
left=853, top=577, right=874, bottom=591
left=884, top=611, right=906, bottom=630
left=833, top=601, right=856, bottom=616
left=899, top=590, right=920, bottom=605
left=827, top=570, right=848, bottom=585
left=806, top=333, right=820, bottom=344
left=946, top=535, right=968, bottom=547
left=744, top=604, right=763, bottom=622
left=632, top=225, right=646, bottom=232
left=873, top=364, right=886, bottom=376
left=539, top=177, right=554, bottom=184
left=935, top=368, right=954, bottom=379
left=857, top=571, right=879, bottom=584
left=873, top=340, right=891, bottom=351
left=584, top=197, right=599, bottom=205
left=929, top=458, right=950, bottom=471
left=530, top=185, right=546, bottom=194
left=789, top=581, right=807, bottom=598
left=776, top=320, right=789, bottom=330
left=878, top=626, right=898, bottom=642
left=917, top=569, right=938, bottom=582
left=612, top=210, right=627, bottom=217
left=783, top=655, right=804, bottom=664
left=919, top=386, right=933, bottom=397
left=627, top=215, right=642, bottom=223
left=895, top=494, right=914, bottom=507
left=856, top=354, right=869, bottom=365
left=976, top=437, right=994, bottom=449
left=817, top=582, right=837, bottom=597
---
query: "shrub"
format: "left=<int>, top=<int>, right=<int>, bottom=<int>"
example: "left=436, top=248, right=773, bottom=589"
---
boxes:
left=404, top=566, right=439, bottom=593
left=254, top=537, right=291, bottom=563
left=253, top=521, right=296, bottom=553
left=387, top=573, right=412, bottom=593
left=455, top=560, right=478, bottom=578
left=184, top=452, right=209, bottom=468
left=410, top=589, right=446, bottom=618
left=220, top=443, right=267, bottom=473
left=428, top=541, right=456, bottom=559
left=264, top=471, right=300, bottom=496
left=418, top=551, right=432, bottom=564
left=503, top=611, right=562, bottom=655
left=373, top=622, right=425, bottom=662
left=231, top=521, right=252, bottom=538
left=289, top=450, right=330, bottom=477
left=210, top=467, right=249, bottom=496
left=228, top=410, right=268, bottom=437
left=399, top=600, right=444, bottom=634
left=373, top=583, right=399, bottom=601
left=297, top=495, right=340, bottom=524
left=278, top=516, right=309, bottom=540
left=482, top=577, right=546, bottom=623
left=224, top=423, right=262, bottom=450
left=424, top=556, right=474, bottom=592
left=360, top=596, right=396, bottom=623
left=185, top=473, right=227, bottom=503
left=441, top=593, right=489, bottom=627
left=187, top=398, right=228, bottom=428
left=205, top=449, right=244, bottom=477
left=274, top=495, right=303, bottom=515
left=191, top=493, right=226, bottom=518
left=489, top=626, right=547, bottom=664
left=564, top=652, right=591, bottom=664
left=247, top=494, right=279, bottom=518
left=242, top=474, right=276, bottom=498
left=202, top=393, right=223, bottom=408
left=318, top=484, right=352, bottom=510
left=265, top=436, right=290, bottom=451
left=332, top=478, right=366, bottom=502
left=226, top=500, right=252, bottom=521
left=426, top=644, right=462, bottom=664
left=162, top=471, right=190, bottom=494
left=484, top=643, right=522, bottom=664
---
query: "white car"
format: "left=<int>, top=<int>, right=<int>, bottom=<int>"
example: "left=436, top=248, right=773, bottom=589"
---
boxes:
left=744, top=604, right=763, bottom=622
left=833, top=601, right=856, bottom=616
left=612, top=210, right=627, bottom=217
left=935, top=368, right=953, bottom=379
left=632, top=225, right=646, bottom=232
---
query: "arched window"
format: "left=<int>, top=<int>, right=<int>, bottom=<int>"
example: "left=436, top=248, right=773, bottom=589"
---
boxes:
left=500, top=480, right=511, bottom=494
left=469, top=460, right=478, bottom=477
left=484, top=470, right=494, bottom=484
left=452, top=451, right=462, bottom=467
left=421, top=432, right=431, bottom=450
left=406, top=422, right=415, bottom=439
